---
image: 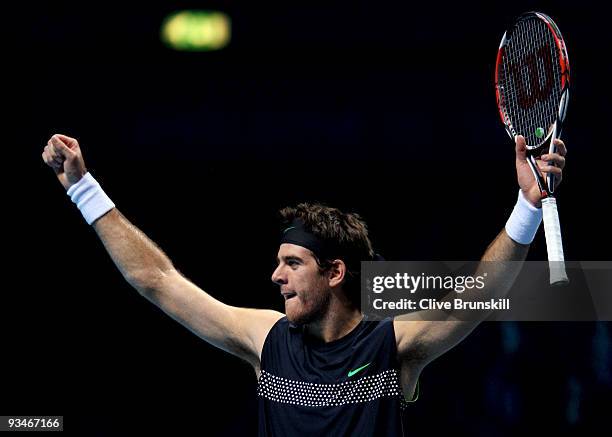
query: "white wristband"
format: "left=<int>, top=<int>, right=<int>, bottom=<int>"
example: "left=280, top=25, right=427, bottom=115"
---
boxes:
left=66, top=172, right=115, bottom=225
left=505, top=190, right=542, bottom=245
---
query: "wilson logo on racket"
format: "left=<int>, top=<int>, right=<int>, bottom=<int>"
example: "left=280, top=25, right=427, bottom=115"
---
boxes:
left=509, top=45, right=555, bottom=109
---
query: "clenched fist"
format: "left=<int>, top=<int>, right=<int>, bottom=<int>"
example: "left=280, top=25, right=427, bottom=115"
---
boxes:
left=41, top=134, right=87, bottom=190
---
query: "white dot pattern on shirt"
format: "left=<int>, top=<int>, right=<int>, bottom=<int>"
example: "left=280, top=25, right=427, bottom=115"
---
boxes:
left=257, top=369, right=410, bottom=409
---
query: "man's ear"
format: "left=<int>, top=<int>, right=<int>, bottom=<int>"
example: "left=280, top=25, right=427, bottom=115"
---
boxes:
left=328, top=259, right=347, bottom=288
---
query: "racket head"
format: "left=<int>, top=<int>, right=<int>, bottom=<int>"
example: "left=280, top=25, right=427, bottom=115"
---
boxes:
left=495, top=12, right=570, bottom=151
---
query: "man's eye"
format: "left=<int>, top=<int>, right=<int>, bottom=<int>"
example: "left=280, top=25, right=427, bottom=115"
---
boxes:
left=287, top=260, right=299, bottom=267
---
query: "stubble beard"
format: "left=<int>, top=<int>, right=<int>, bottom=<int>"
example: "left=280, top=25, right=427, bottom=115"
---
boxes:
left=286, top=289, right=331, bottom=326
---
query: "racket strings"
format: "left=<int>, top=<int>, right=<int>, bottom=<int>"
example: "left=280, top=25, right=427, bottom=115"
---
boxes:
left=499, top=17, right=562, bottom=148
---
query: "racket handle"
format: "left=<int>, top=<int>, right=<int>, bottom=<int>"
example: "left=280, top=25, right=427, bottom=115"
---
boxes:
left=542, top=197, right=569, bottom=285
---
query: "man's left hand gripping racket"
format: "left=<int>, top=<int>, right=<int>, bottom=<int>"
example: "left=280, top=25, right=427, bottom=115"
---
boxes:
left=495, top=12, right=570, bottom=285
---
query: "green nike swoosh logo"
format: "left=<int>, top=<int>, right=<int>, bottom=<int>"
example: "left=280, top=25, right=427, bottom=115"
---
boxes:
left=347, top=362, right=371, bottom=377
left=283, top=226, right=296, bottom=234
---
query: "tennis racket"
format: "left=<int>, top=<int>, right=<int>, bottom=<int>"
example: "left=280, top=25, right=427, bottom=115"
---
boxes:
left=495, top=12, right=570, bottom=285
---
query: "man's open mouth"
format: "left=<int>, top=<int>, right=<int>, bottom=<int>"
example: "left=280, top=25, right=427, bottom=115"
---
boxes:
left=282, top=292, right=297, bottom=300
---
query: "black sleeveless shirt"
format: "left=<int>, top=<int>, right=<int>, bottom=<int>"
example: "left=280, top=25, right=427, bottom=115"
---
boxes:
left=257, top=316, right=410, bottom=436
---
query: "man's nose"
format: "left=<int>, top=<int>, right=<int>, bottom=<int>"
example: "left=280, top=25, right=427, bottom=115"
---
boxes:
left=271, top=265, right=287, bottom=285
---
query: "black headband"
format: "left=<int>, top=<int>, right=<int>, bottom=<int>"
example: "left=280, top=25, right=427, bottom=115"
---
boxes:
left=279, top=218, right=384, bottom=262
left=280, top=219, right=331, bottom=260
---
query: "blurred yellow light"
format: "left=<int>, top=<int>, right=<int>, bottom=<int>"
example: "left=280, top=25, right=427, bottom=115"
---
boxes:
left=161, top=10, right=231, bottom=51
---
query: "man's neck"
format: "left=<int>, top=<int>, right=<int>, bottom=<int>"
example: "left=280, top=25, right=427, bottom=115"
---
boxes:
left=305, top=303, right=363, bottom=343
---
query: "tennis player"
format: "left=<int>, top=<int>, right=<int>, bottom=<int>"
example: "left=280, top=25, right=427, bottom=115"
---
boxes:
left=42, top=133, right=566, bottom=435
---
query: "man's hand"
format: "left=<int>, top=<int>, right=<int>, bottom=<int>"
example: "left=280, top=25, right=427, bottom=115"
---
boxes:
left=41, top=134, right=87, bottom=190
left=515, top=135, right=567, bottom=208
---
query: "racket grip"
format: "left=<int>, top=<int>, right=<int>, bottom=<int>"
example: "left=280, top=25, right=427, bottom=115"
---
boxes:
left=542, top=197, right=569, bottom=285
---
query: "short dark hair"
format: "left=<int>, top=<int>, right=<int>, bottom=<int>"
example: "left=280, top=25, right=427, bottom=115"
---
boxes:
left=279, top=203, right=374, bottom=308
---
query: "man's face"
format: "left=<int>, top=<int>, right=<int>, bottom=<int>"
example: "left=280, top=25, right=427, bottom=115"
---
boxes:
left=271, top=243, right=331, bottom=325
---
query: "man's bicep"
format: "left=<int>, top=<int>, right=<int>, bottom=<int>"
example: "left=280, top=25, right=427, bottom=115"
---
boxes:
left=143, top=269, right=283, bottom=365
left=394, top=319, right=479, bottom=365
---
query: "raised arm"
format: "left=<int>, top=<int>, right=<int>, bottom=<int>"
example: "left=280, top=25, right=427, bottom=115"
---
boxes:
left=42, top=134, right=283, bottom=374
left=394, top=135, right=567, bottom=367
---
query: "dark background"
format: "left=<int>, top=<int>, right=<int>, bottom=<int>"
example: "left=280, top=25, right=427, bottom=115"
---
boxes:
left=6, top=0, right=611, bottom=435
